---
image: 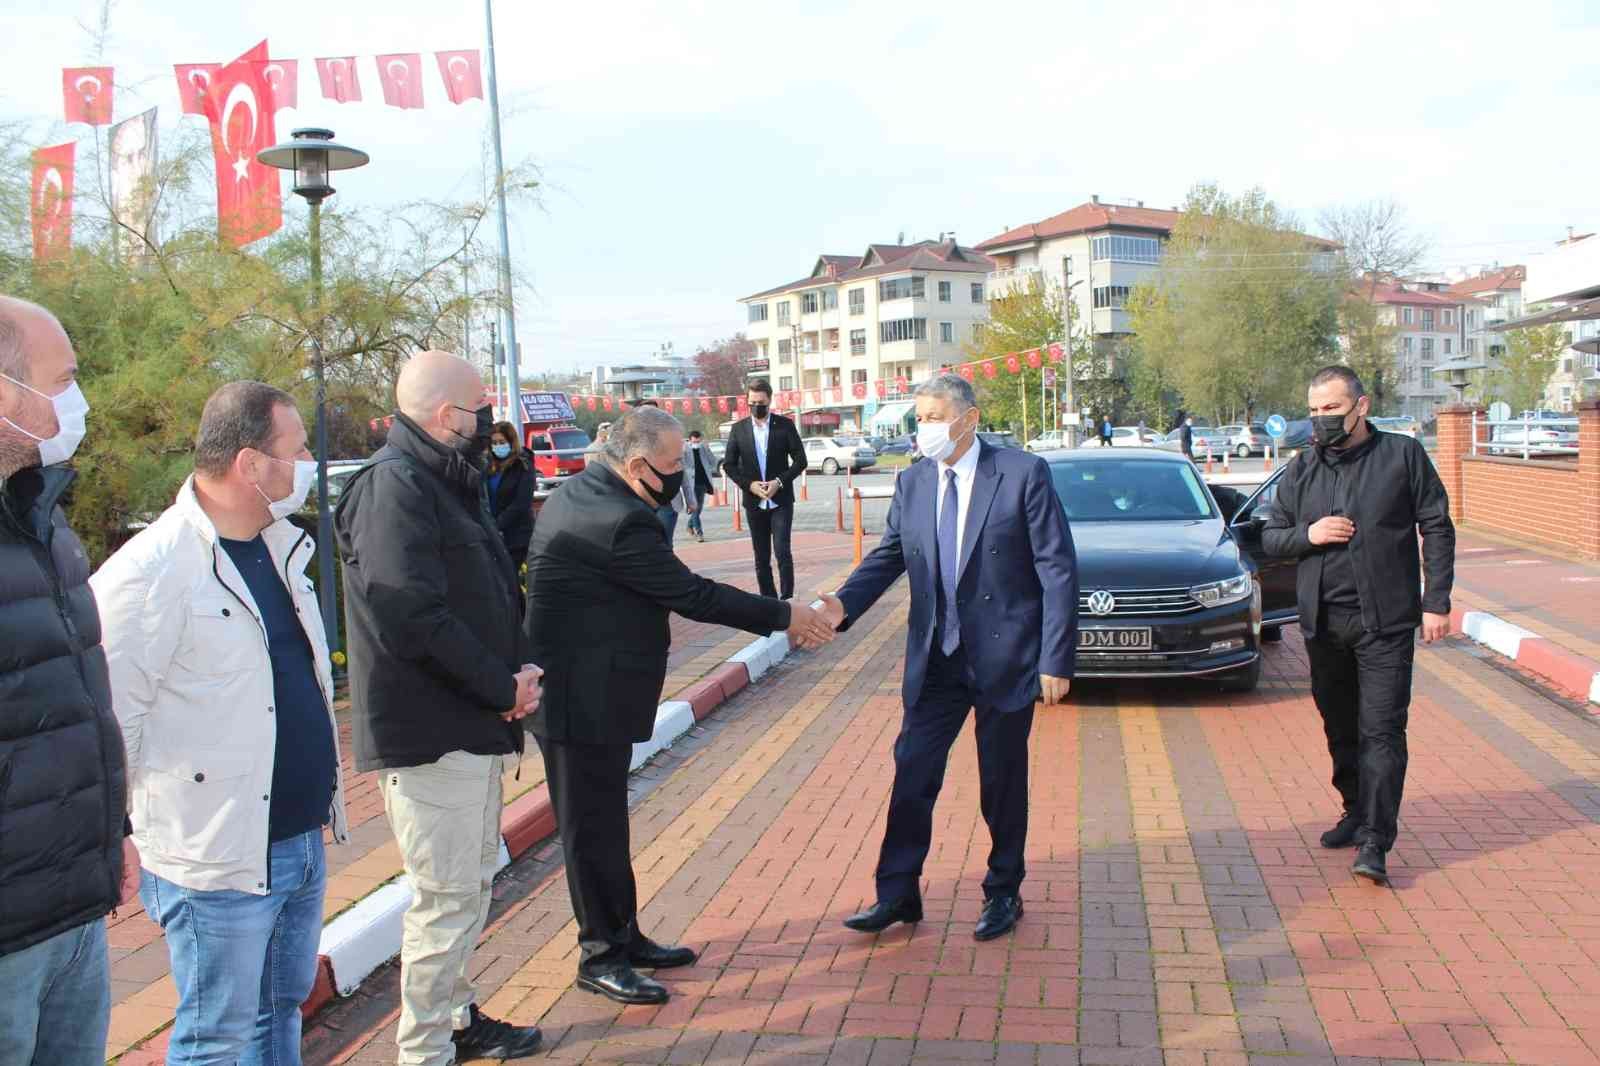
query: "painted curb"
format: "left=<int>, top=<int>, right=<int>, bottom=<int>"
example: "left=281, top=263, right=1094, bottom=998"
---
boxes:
left=1452, top=606, right=1600, bottom=710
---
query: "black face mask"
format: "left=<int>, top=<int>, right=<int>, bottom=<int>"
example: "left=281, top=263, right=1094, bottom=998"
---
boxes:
left=1312, top=410, right=1356, bottom=449
left=641, top=459, right=685, bottom=508
left=750, top=403, right=769, bottom=420
left=450, top=405, right=495, bottom=460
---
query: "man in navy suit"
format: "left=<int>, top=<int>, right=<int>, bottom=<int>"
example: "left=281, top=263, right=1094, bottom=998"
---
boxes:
left=818, top=372, right=1078, bottom=941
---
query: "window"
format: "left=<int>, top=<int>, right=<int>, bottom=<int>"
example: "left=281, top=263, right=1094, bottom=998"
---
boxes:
left=748, top=302, right=768, bottom=323
left=1402, top=306, right=1413, bottom=325
left=822, top=289, right=838, bottom=311
left=848, top=288, right=864, bottom=315
left=878, top=276, right=924, bottom=302
left=938, top=280, right=952, bottom=302
left=1443, top=338, right=1452, bottom=355
left=779, top=375, right=794, bottom=391
left=971, top=282, right=984, bottom=302
left=849, top=329, right=866, bottom=355
left=1399, top=335, right=1414, bottom=356
left=1090, top=234, right=1161, bottom=264
left=777, top=338, right=792, bottom=362
left=776, top=301, right=791, bottom=326
left=801, top=292, right=819, bottom=314
left=1465, top=338, right=1476, bottom=356
left=1443, top=309, right=1453, bottom=327
left=1092, top=285, right=1130, bottom=309
left=851, top=369, right=867, bottom=385
left=1562, top=357, right=1573, bottom=374
left=1421, top=309, right=1434, bottom=332
left=879, top=318, right=927, bottom=344
left=940, top=321, right=954, bottom=343
left=1421, top=368, right=1434, bottom=390
left=1420, top=338, right=1434, bottom=362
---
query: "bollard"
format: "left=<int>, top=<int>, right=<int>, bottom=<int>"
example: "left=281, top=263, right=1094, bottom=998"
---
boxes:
left=718, top=471, right=728, bottom=508
left=1263, top=450, right=1273, bottom=472
left=733, top=488, right=742, bottom=532
left=1222, top=449, right=1231, bottom=472
left=852, top=489, right=864, bottom=565
left=847, top=465, right=854, bottom=493
left=836, top=487, right=845, bottom=533
left=800, top=470, right=809, bottom=501
left=1204, top=445, right=1213, bottom=474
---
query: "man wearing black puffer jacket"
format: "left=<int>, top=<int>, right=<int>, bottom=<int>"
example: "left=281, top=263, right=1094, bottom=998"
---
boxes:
left=1264, top=365, right=1454, bottom=886
left=336, top=350, right=545, bottom=1065
left=0, top=296, right=127, bottom=1066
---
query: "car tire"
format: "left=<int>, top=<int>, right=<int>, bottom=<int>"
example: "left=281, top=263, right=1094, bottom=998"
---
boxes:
left=1260, top=625, right=1284, bottom=644
left=1236, top=444, right=1251, bottom=459
left=1219, top=654, right=1261, bottom=693
left=822, top=458, right=839, bottom=475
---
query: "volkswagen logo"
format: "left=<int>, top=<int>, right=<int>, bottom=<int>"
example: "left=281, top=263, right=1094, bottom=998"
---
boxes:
left=1087, top=590, right=1116, bottom=616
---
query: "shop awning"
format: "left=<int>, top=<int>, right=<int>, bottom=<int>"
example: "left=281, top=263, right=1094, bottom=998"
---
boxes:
left=1490, top=295, right=1600, bottom=332
left=871, top=401, right=915, bottom=430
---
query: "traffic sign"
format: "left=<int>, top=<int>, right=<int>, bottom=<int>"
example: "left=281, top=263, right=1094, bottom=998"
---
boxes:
left=1264, top=414, right=1287, bottom=439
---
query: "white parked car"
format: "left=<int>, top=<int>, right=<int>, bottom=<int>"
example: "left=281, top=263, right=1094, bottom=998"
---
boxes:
left=803, top=435, right=877, bottom=474
left=1026, top=431, right=1067, bottom=452
left=1489, top=423, right=1578, bottom=455
left=1370, top=417, right=1420, bottom=438
left=1080, top=426, right=1162, bottom=448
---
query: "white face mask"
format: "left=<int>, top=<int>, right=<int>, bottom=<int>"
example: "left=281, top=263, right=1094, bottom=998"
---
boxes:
left=255, top=456, right=317, bottom=522
left=1, top=374, right=89, bottom=467
left=916, top=415, right=973, bottom=464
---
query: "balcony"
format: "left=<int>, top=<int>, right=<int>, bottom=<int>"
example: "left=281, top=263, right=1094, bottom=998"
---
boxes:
left=803, top=349, right=841, bottom=372
left=987, top=267, right=1045, bottom=300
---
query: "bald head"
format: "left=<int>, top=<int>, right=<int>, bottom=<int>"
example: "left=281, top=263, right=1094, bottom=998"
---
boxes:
left=0, top=296, right=79, bottom=475
left=395, top=350, right=488, bottom=448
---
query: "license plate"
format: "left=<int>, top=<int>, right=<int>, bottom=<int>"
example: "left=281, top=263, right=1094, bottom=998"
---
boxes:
left=1079, top=627, right=1153, bottom=651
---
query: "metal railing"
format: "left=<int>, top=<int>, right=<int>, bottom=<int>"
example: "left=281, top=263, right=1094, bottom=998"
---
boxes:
left=1471, top=413, right=1580, bottom=460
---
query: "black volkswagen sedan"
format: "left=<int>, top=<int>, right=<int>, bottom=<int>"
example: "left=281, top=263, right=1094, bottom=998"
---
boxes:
left=1043, top=449, right=1296, bottom=691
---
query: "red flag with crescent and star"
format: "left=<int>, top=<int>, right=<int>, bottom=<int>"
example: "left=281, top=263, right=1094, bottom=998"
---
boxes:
left=174, top=63, right=221, bottom=115
left=315, top=57, right=362, bottom=103
left=203, top=41, right=282, bottom=247
left=375, top=54, right=425, bottom=109
left=62, top=67, right=114, bottom=125
left=1006, top=354, right=1021, bottom=375
left=717, top=396, right=729, bottom=414
left=1046, top=342, right=1064, bottom=363
left=435, top=50, right=484, bottom=104
left=30, top=142, right=75, bottom=261
left=1026, top=348, right=1042, bottom=369
left=699, top=397, right=712, bottom=414
left=252, top=59, right=298, bottom=111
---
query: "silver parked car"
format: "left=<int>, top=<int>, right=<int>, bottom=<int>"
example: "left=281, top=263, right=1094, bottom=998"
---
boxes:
left=803, top=435, right=878, bottom=474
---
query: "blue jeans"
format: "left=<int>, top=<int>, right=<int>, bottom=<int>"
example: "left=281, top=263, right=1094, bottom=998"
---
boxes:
left=686, top=487, right=708, bottom=536
left=140, top=830, right=327, bottom=1066
left=0, top=918, right=110, bottom=1066
left=655, top=504, right=679, bottom=546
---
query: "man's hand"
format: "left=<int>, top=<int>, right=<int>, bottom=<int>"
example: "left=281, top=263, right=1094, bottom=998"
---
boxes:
left=1421, top=612, right=1451, bottom=644
left=1040, top=674, right=1072, bottom=705
left=505, top=664, right=543, bottom=721
left=786, top=602, right=836, bottom=650
left=1308, top=516, right=1355, bottom=546
left=816, top=591, right=846, bottom=630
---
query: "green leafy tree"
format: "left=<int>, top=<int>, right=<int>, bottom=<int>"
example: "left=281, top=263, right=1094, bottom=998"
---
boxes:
left=1337, top=294, right=1400, bottom=415
left=1490, top=324, right=1568, bottom=413
left=1320, top=200, right=1428, bottom=415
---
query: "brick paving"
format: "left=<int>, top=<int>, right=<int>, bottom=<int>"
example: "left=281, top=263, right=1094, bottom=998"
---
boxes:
left=1450, top=531, right=1600, bottom=662
left=289, top=572, right=1600, bottom=1066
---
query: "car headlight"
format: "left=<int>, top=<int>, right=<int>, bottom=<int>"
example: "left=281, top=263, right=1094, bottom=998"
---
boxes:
left=1189, top=571, right=1254, bottom=609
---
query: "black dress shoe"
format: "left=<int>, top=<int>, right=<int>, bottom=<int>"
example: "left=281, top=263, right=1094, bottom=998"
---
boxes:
left=452, top=1004, right=543, bottom=1061
left=629, top=935, right=698, bottom=970
left=1352, top=844, right=1388, bottom=884
left=843, top=896, right=922, bottom=933
left=577, top=965, right=669, bottom=1005
left=974, top=895, right=1024, bottom=941
left=1320, top=812, right=1362, bottom=849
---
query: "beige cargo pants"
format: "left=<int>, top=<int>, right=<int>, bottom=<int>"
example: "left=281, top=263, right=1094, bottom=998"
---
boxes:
left=382, top=751, right=503, bottom=1066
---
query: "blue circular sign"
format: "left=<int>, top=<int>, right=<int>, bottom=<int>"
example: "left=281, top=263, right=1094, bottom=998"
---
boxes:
left=1264, top=414, right=1287, bottom=438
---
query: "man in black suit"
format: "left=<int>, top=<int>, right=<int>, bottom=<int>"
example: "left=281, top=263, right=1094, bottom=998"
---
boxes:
left=524, top=406, right=835, bottom=1006
left=721, top=379, right=808, bottom=599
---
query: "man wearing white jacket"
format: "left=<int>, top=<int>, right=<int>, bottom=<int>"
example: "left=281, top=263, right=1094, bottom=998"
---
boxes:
left=92, top=381, right=348, bottom=1066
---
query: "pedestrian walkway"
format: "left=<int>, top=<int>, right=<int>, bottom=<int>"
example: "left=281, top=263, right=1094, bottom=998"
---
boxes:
left=107, top=532, right=868, bottom=1062
left=304, top=577, right=1600, bottom=1066
left=1451, top=530, right=1600, bottom=663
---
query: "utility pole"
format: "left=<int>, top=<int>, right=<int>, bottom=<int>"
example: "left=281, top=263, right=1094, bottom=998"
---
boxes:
left=1062, top=255, right=1078, bottom=445
left=484, top=0, right=522, bottom=435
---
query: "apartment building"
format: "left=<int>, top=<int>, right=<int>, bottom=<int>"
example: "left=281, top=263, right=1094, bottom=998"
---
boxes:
left=1366, top=281, right=1475, bottom=420
left=1523, top=232, right=1600, bottom=410
left=1448, top=265, right=1525, bottom=361
left=738, top=238, right=992, bottom=433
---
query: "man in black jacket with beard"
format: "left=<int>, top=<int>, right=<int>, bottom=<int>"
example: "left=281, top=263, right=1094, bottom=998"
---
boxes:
left=1263, top=366, right=1454, bottom=885
left=0, top=296, right=126, bottom=1066
left=336, top=350, right=545, bottom=1064
left=524, top=406, right=835, bottom=1005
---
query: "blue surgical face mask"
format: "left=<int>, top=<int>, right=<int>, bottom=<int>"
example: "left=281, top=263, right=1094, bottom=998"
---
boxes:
left=491, top=443, right=512, bottom=460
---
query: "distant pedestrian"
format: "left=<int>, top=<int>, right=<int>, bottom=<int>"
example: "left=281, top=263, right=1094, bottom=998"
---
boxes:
left=722, top=379, right=807, bottom=599
left=0, top=296, right=125, bottom=1066
left=1098, top=416, right=1113, bottom=447
left=94, top=381, right=348, bottom=1066
left=1263, top=365, right=1455, bottom=886
left=684, top=429, right=716, bottom=542
left=487, top=420, right=535, bottom=573
left=1180, top=416, right=1194, bottom=460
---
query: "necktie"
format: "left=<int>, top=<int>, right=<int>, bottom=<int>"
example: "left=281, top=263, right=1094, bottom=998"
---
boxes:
left=938, top=468, right=960, bottom=656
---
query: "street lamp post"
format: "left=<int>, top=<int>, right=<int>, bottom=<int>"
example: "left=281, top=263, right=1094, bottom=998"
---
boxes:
left=258, top=127, right=370, bottom=648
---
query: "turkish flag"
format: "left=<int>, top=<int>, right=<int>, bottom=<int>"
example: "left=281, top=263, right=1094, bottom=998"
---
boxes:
left=874, top=380, right=885, bottom=399
left=63, top=67, right=114, bottom=125
left=1006, top=354, right=1021, bottom=375
left=1026, top=348, right=1042, bottom=369
left=252, top=59, right=298, bottom=111
left=895, top=376, right=908, bottom=393
left=852, top=382, right=867, bottom=399
left=828, top=387, right=840, bottom=403
left=435, top=50, right=484, bottom=104
left=602, top=397, right=614, bottom=411
left=376, top=54, right=425, bottom=109
left=958, top=365, right=976, bottom=382
left=699, top=397, right=712, bottom=414
left=203, top=41, right=282, bottom=248
left=30, top=142, right=75, bottom=262
left=175, top=63, right=221, bottom=115
left=1047, top=342, right=1064, bottom=363
left=736, top=398, right=750, bottom=416
left=586, top=396, right=597, bottom=411
left=315, top=57, right=362, bottom=103
left=717, top=396, right=729, bottom=413
left=982, top=361, right=997, bottom=379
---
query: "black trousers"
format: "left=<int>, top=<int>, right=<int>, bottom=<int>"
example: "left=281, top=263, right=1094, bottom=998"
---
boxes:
left=535, top=735, right=640, bottom=972
left=1305, top=605, right=1416, bottom=851
left=745, top=502, right=795, bottom=599
left=876, top=645, right=1035, bottom=903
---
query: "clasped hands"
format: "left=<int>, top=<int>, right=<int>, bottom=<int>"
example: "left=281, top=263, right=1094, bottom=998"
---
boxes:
left=504, top=663, right=543, bottom=722
left=747, top=479, right=783, bottom=501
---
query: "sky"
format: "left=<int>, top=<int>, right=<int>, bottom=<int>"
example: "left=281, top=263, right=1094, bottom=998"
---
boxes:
left=4, top=0, right=1599, bottom=377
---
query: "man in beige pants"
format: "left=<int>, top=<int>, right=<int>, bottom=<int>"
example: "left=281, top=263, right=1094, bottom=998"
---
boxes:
left=336, top=351, right=544, bottom=1064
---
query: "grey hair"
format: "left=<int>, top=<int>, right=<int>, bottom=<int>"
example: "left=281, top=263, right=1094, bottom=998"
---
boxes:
left=914, top=372, right=977, bottom=413
left=603, top=406, right=682, bottom=465
left=0, top=306, right=24, bottom=382
left=195, top=381, right=296, bottom=477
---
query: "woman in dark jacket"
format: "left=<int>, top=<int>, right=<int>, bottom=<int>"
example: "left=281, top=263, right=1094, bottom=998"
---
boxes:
left=487, top=421, right=536, bottom=572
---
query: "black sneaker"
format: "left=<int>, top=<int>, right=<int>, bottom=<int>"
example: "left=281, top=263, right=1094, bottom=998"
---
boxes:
left=1319, top=812, right=1362, bottom=849
left=1352, top=843, right=1388, bottom=884
left=452, top=1004, right=543, bottom=1061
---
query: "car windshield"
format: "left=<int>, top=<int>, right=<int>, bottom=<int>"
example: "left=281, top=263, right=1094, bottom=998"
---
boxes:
left=1049, top=460, right=1216, bottom=521
left=550, top=429, right=590, bottom=452
left=834, top=436, right=861, bottom=446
